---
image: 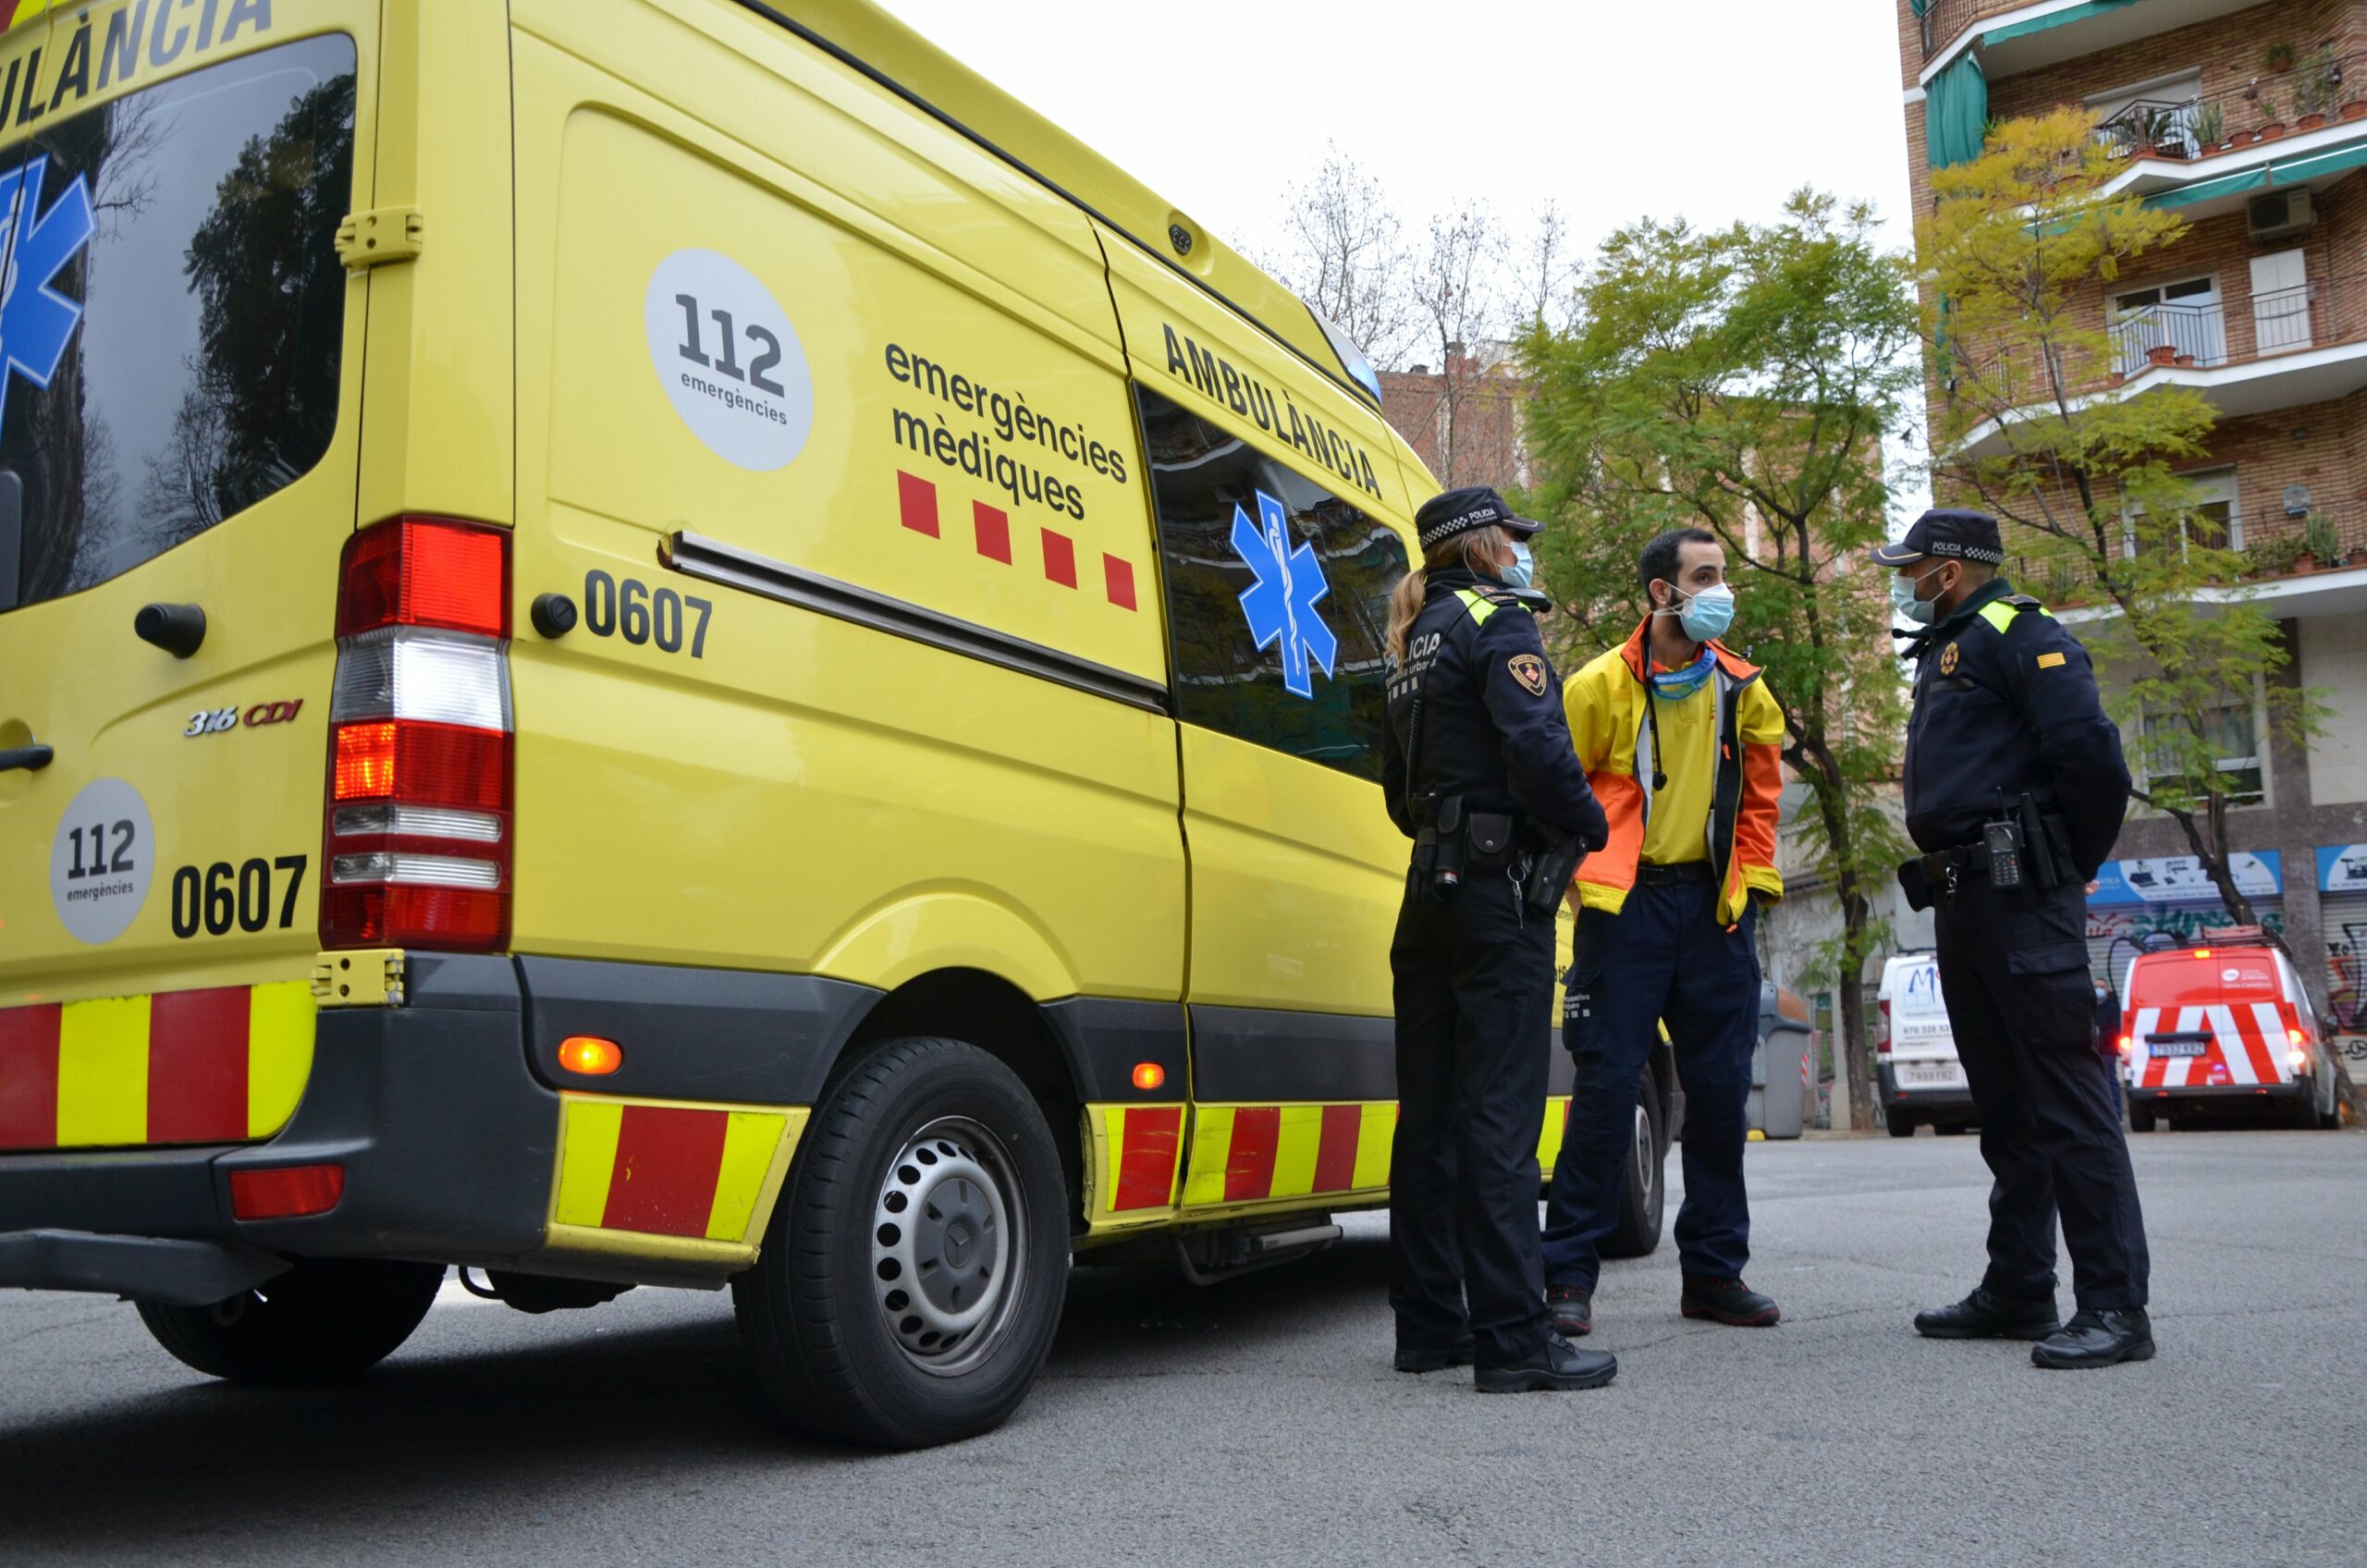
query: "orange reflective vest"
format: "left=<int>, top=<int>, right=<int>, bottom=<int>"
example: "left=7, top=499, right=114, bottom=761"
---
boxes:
left=1565, top=619, right=1785, bottom=926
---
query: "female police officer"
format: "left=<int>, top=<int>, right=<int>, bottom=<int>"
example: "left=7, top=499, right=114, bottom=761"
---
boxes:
left=1380, top=485, right=1615, bottom=1392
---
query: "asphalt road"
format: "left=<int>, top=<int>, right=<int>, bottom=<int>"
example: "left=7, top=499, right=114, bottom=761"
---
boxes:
left=1, top=1130, right=2360, bottom=1567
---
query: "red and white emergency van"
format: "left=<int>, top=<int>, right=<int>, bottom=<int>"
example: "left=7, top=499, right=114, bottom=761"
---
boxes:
left=2119, top=931, right=2344, bottom=1132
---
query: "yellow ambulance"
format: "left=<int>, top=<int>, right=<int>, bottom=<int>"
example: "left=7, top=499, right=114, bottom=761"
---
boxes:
left=0, top=0, right=1662, bottom=1448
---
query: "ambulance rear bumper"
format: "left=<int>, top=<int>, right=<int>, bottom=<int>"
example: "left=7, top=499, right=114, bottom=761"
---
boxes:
left=0, top=954, right=558, bottom=1303
left=2127, top=1081, right=2307, bottom=1101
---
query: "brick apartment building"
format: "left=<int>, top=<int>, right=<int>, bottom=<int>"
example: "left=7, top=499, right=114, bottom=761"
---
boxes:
left=1379, top=342, right=1530, bottom=496
left=1895, top=0, right=2367, bottom=1063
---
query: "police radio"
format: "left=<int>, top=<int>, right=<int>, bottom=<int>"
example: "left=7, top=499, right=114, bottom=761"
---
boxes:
left=1982, top=820, right=2025, bottom=889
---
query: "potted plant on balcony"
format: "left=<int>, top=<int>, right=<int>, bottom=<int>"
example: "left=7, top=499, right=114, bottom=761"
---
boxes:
left=2194, top=100, right=2229, bottom=150
left=2344, top=95, right=2367, bottom=122
left=2296, top=46, right=2345, bottom=129
left=2306, top=509, right=2346, bottom=567
left=2147, top=344, right=2179, bottom=366
left=2264, top=41, right=2298, bottom=74
left=2249, top=527, right=2312, bottom=577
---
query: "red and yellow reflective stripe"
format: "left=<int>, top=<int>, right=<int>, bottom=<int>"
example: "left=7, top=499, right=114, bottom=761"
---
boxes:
left=1177, top=1102, right=1398, bottom=1208
left=0, top=1, right=53, bottom=34
left=0, top=981, right=313, bottom=1151
left=550, top=1094, right=802, bottom=1244
left=1089, top=1103, right=1184, bottom=1215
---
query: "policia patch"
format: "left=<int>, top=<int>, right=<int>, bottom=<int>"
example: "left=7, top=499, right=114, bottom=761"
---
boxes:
left=1939, top=642, right=1960, bottom=676
left=1507, top=654, right=1548, bottom=696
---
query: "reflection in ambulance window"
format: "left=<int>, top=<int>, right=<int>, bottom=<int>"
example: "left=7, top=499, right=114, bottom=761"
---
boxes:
left=1137, top=386, right=1405, bottom=782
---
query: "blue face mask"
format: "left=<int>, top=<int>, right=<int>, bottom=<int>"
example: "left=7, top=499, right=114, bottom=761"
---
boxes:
left=1502, top=541, right=1536, bottom=590
left=1890, top=569, right=1942, bottom=625
left=1657, top=582, right=1735, bottom=643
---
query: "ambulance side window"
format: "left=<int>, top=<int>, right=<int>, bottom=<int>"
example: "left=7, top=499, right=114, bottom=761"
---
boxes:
left=1135, top=386, right=1406, bottom=781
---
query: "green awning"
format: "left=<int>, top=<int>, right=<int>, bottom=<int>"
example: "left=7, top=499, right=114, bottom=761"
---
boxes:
left=2267, top=140, right=2367, bottom=184
left=1981, top=0, right=2143, bottom=47
left=2141, top=167, right=2268, bottom=210
left=1926, top=53, right=1988, bottom=170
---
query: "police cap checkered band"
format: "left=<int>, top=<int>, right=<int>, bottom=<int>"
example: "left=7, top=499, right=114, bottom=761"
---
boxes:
left=1870, top=508, right=2004, bottom=567
left=1414, top=485, right=1542, bottom=547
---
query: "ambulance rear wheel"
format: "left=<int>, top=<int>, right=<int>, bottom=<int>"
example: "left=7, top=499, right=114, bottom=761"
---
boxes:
left=2128, top=1102, right=2156, bottom=1133
left=1600, top=1087, right=1664, bottom=1258
left=135, top=1259, right=444, bottom=1385
left=734, top=1036, right=1067, bottom=1450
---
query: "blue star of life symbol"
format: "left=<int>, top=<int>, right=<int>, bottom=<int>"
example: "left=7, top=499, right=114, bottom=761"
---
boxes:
left=0, top=154, right=95, bottom=431
left=1231, top=487, right=1338, bottom=700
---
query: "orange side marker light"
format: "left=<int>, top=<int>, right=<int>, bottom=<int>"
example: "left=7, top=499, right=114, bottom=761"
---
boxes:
left=1132, top=1061, right=1166, bottom=1091
left=558, top=1035, right=623, bottom=1076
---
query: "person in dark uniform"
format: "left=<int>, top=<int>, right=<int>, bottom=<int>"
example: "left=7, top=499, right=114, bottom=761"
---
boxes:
left=1879, top=508, right=2155, bottom=1369
left=1380, top=485, right=1616, bottom=1393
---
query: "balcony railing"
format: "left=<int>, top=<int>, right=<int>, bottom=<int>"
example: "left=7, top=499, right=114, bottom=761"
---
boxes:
left=2004, top=498, right=2367, bottom=605
left=1919, top=0, right=2021, bottom=61
left=2103, top=273, right=2361, bottom=380
left=2091, top=54, right=2367, bottom=159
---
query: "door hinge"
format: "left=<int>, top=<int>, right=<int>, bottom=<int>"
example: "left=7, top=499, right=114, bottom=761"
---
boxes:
left=335, top=205, right=423, bottom=270
left=313, top=949, right=407, bottom=1008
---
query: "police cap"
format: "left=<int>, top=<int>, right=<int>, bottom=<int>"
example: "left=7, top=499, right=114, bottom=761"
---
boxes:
left=1415, top=485, right=1542, bottom=550
left=1870, top=508, right=2005, bottom=568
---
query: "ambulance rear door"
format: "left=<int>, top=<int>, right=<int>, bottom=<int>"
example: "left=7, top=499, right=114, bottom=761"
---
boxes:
left=0, top=4, right=378, bottom=1149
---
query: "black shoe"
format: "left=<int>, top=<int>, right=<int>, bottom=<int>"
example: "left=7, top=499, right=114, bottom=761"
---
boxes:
left=1393, top=1334, right=1477, bottom=1374
left=1680, top=1276, right=1781, bottom=1327
left=1546, top=1284, right=1593, bottom=1338
left=1914, top=1288, right=2061, bottom=1341
left=2031, top=1309, right=2155, bottom=1369
left=1474, top=1332, right=1618, bottom=1393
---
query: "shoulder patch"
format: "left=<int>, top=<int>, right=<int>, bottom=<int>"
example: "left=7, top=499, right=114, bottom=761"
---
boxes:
left=2036, top=651, right=2067, bottom=669
left=1507, top=653, right=1549, bottom=696
left=1939, top=641, right=1959, bottom=676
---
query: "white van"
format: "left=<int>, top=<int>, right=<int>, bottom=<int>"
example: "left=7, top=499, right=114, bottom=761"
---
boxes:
left=1876, top=952, right=1974, bottom=1137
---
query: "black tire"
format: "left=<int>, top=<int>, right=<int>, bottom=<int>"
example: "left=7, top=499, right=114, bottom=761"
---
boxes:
left=2317, top=1066, right=2346, bottom=1130
left=1598, top=1072, right=1665, bottom=1259
left=135, top=1259, right=444, bottom=1384
left=2128, top=1101, right=2156, bottom=1133
left=732, top=1037, right=1068, bottom=1449
left=1886, top=1108, right=1917, bottom=1138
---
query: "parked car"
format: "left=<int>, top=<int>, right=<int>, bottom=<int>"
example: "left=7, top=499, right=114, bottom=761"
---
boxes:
left=1876, top=951, right=1975, bottom=1137
left=2120, top=931, right=2343, bottom=1131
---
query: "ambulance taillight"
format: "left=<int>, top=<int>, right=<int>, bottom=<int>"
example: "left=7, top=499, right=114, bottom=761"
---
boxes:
left=320, top=517, right=513, bottom=951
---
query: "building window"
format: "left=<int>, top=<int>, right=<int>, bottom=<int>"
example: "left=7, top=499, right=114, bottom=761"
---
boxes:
left=2111, top=276, right=2224, bottom=373
left=2140, top=691, right=2265, bottom=808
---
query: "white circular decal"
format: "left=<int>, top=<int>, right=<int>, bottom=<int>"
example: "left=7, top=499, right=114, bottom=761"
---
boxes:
left=49, top=778, right=156, bottom=945
left=644, top=248, right=814, bottom=472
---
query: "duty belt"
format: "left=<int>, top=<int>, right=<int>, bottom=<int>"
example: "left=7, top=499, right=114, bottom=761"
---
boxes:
left=1636, top=861, right=1714, bottom=887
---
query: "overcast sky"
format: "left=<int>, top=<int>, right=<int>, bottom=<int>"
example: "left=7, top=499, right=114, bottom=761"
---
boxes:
left=873, top=0, right=1918, bottom=282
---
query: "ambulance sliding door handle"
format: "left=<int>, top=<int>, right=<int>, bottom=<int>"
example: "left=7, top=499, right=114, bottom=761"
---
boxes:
left=0, top=741, right=53, bottom=773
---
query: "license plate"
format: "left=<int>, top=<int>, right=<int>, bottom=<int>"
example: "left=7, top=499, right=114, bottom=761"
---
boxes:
left=2148, top=1038, right=2207, bottom=1058
left=1900, top=1061, right=1961, bottom=1086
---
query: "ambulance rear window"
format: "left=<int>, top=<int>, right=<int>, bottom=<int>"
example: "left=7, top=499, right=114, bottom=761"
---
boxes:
left=0, top=34, right=357, bottom=615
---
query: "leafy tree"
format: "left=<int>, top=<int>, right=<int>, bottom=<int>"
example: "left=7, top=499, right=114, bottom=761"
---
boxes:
left=1920, top=110, right=2324, bottom=936
left=1520, top=190, right=1918, bottom=1132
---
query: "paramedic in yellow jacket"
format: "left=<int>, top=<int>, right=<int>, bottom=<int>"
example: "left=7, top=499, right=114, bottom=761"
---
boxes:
left=1541, top=527, right=1787, bottom=1337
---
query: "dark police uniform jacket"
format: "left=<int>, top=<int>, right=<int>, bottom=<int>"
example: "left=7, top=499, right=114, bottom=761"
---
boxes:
left=1902, top=578, right=2131, bottom=876
left=1380, top=569, right=1607, bottom=851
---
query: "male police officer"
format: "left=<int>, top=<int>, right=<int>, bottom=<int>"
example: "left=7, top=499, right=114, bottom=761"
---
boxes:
left=1880, top=508, right=2154, bottom=1369
left=1382, top=485, right=1614, bottom=1392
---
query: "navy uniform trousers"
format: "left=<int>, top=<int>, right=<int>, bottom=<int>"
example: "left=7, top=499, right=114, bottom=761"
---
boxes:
left=1542, top=875, right=1760, bottom=1292
left=1935, top=873, right=2149, bottom=1310
left=1389, top=874, right=1554, bottom=1367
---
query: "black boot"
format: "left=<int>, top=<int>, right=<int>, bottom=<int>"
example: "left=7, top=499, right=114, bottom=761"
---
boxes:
left=1546, top=1285, right=1592, bottom=1338
left=1393, top=1333, right=1477, bottom=1374
left=1474, top=1333, right=1618, bottom=1392
left=2031, top=1309, right=2155, bottom=1369
left=1914, top=1288, right=2062, bottom=1341
left=1680, top=1277, right=1780, bottom=1326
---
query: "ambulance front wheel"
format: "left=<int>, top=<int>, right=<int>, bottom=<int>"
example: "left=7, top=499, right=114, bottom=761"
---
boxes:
left=134, top=1259, right=445, bottom=1384
left=733, top=1036, right=1068, bottom=1450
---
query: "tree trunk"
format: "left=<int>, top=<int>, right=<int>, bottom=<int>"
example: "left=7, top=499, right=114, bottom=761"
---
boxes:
left=1835, top=882, right=1877, bottom=1133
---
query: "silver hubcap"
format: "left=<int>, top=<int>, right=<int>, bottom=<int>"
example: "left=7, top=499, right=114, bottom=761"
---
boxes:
left=1632, top=1106, right=1654, bottom=1203
left=869, top=1117, right=1025, bottom=1376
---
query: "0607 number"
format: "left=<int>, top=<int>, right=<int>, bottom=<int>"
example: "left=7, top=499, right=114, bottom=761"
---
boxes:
left=583, top=570, right=711, bottom=657
left=171, top=855, right=308, bottom=938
